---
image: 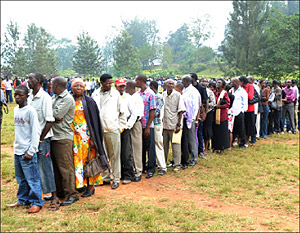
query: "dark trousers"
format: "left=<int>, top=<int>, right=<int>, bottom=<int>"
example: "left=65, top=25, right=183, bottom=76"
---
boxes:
left=121, top=129, right=135, bottom=180
left=233, top=112, right=246, bottom=146
left=197, top=122, right=204, bottom=153
left=51, top=140, right=78, bottom=199
left=268, top=108, right=280, bottom=134
left=181, top=119, right=197, bottom=167
left=142, top=128, right=157, bottom=174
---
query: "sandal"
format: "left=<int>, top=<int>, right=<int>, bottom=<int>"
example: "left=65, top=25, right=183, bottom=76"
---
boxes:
left=47, top=200, right=60, bottom=211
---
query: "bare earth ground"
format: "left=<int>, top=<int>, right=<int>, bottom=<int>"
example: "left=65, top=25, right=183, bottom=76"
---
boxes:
left=1, top=137, right=299, bottom=232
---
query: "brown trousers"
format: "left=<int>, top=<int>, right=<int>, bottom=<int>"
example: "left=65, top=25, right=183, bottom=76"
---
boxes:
left=51, top=139, right=78, bottom=199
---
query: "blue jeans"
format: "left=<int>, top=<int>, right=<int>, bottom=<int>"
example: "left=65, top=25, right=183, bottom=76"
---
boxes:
left=197, top=122, right=204, bottom=154
left=260, top=105, right=269, bottom=138
left=14, top=153, right=44, bottom=207
left=37, top=138, right=56, bottom=194
left=6, top=90, right=13, bottom=103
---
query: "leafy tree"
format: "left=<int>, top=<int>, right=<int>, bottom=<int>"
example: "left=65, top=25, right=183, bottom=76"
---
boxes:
left=54, top=38, right=76, bottom=71
left=72, top=31, right=103, bottom=76
left=113, top=30, right=142, bottom=77
left=288, top=1, right=299, bottom=16
left=189, top=14, right=212, bottom=48
left=161, top=43, right=174, bottom=70
left=258, top=10, right=299, bottom=79
left=220, top=1, right=269, bottom=76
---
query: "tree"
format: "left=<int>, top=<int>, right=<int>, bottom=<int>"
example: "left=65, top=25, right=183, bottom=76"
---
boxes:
left=54, top=38, right=76, bottom=71
left=258, top=10, right=299, bottom=79
left=189, top=14, right=213, bottom=48
left=220, top=1, right=269, bottom=76
left=113, top=30, right=142, bottom=77
left=72, top=32, right=103, bottom=76
left=23, top=23, right=57, bottom=75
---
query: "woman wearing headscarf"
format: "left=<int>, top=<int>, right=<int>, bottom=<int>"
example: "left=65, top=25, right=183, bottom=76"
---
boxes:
left=71, top=78, right=110, bottom=197
left=212, top=78, right=230, bottom=153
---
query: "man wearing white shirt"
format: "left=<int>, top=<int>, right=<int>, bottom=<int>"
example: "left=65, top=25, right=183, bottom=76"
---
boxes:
left=230, top=78, right=248, bottom=148
left=92, top=74, right=126, bottom=189
left=181, top=75, right=201, bottom=169
left=85, top=78, right=91, bottom=96
left=125, top=80, right=144, bottom=182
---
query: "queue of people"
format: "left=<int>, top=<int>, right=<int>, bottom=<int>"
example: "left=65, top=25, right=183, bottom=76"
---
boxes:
left=5, top=72, right=300, bottom=214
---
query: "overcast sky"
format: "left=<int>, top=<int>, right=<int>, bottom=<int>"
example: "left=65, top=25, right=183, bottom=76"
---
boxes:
left=1, top=1, right=233, bottom=50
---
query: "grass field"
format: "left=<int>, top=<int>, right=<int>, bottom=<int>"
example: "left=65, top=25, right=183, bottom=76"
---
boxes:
left=1, top=103, right=299, bottom=232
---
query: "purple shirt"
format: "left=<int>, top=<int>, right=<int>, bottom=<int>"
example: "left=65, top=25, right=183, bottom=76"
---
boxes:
left=138, top=87, right=156, bottom=128
left=283, top=87, right=295, bottom=103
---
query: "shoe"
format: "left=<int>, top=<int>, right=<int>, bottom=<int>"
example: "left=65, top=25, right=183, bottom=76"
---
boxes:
left=111, top=182, right=119, bottom=189
left=199, top=152, right=204, bottom=158
left=77, top=186, right=87, bottom=193
left=7, top=202, right=22, bottom=208
left=239, top=145, right=245, bottom=149
left=28, top=206, right=42, bottom=213
left=60, top=197, right=79, bottom=206
left=167, top=162, right=174, bottom=168
left=43, top=195, right=53, bottom=201
left=122, top=180, right=132, bottom=185
left=146, top=172, right=154, bottom=178
left=99, top=180, right=111, bottom=186
left=182, top=164, right=188, bottom=169
left=189, top=162, right=196, bottom=166
left=292, top=131, right=296, bottom=134
left=133, top=176, right=141, bottom=182
left=158, top=170, right=166, bottom=176
left=288, top=130, right=292, bottom=134
left=173, top=167, right=180, bottom=173
left=81, top=188, right=95, bottom=198
left=47, top=200, right=60, bottom=211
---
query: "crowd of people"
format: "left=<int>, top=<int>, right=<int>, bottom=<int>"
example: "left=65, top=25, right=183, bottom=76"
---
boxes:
left=1, top=72, right=299, bottom=214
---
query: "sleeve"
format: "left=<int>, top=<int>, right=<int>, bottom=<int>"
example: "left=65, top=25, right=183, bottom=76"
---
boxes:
left=155, top=95, right=164, bottom=114
left=149, top=94, right=156, bottom=110
left=27, top=109, right=41, bottom=156
left=209, top=91, right=216, bottom=109
left=126, top=96, right=138, bottom=129
left=118, top=95, right=127, bottom=131
left=43, top=94, right=55, bottom=122
left=53, top=97, right=74, bottom=119
left=219, top=92, right=230, bottom=109
left=178, top=95, right=186, bottom=113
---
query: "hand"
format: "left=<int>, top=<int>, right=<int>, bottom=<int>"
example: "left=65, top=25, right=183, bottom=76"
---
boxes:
left=200, top=115, right=206, bottom=122
left=89, top=138, right=95, bottom=148
left=144, top=127, right=150, bottom=138
left=23, top=153, right=33, bottom=161
left=55, top=118, right=64, bottom=123
left=175, top=125, right=180, bottom=134
left=195, top=121, right=199, bottom=127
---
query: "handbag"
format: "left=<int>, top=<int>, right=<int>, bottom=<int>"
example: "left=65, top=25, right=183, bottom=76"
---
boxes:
left=248, top=87, right=260, bottom=105
left=83, top=147, right=103, bottom=178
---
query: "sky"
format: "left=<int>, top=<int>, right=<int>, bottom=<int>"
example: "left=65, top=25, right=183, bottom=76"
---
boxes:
left=1, top=1, right=233, bottom=50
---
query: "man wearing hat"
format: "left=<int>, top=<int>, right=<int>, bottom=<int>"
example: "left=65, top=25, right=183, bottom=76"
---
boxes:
left=114, top=78, right=136, bottom=184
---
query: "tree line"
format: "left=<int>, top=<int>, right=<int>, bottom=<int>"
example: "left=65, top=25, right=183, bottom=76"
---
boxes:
left=1, top=1, right=299, bottom=80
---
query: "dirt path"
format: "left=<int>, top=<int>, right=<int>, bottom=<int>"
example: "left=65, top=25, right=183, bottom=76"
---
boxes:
left=1, top=141, right=299, bottom=232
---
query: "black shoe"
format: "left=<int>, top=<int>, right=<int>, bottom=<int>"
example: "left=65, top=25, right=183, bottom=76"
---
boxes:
left=133, top=176, right=141, bottom=182
left=189, top=162, right=196, bottom=166
left=43, top=195, right=53, bottom=201
left=60, top=197, right=79, bottom=206
left=111, top=182, right=119, bottom=189
left=182, top=164, right=188, bottom=169
left=146, top=172, right=154, bottom=178
left=77, top=186, right=87, bottom=193
left=167, top=161, right=174, bottom=167
left=158, top=170, right=166, bottom=176
left=98, top=180, right=111, bottom=186
left=239, top=145, right=245, bottom=149
left=81, top=188, right=95, bottom=198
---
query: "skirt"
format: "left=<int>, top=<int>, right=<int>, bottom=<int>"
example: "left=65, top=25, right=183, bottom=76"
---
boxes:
left=203, top=110, right=214, bottom=140
left=212, top=120, right=230, bottom=150
left=244, top=111, right=256, bottom=136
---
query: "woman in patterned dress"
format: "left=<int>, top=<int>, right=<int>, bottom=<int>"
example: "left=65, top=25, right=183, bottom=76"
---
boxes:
left=71, top=78, right=110, bottom=197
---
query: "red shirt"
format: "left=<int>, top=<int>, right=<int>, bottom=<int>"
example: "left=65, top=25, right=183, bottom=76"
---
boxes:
left=243, top=83, right=254, bottom=112
left=214, top=90, right=230, bottom=122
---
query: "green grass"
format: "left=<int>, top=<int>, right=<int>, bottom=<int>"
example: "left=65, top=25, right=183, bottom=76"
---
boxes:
left=1, top=103, right=16, bottom=146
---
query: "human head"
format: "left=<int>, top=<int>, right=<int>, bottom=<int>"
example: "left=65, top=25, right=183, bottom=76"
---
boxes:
left=208, top=81, right=216, bottom=91
left=181, top=75, right=192, bottom=88
left=28, top=72, right=44, bottom=90
left=272, top=79, right=280, bottom=88
left=200, top=77, right=208, bottom=88
left=100, top=74, right=113, bottom=92
left=216, top=78, right=226, bottom=90
left=231, top=77, right=240, bottom=89
left=190, top=73, right=198, bottom=83
left=71, top=78, right=85, bottom=97
left=165, top=79, right=176, bottom=93
left=259, top=79, right=266, bottom=88
left=175, top=83, right=184, bottom=94
left=135, top=74, right=147, bottom=88
left=149, top=80, right=158, bottom=93
left=286, top=79, right=292, bottom=88
left=115, top=78, right=127, bottom=95
left=52, top=76, right=67, bottom=95
left=292, top=79, right=297, bottom=87
left=14, top=85, right=29, bottom=107
left=239, top=76, right=248, bottom=87
left=125, top=80, right=136, bottom=95
left=247, top=76, right=254, bottom=84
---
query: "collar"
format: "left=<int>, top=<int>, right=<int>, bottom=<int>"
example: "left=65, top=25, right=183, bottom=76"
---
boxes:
left=57, top=89, right=68, bottom=98
left=31, top=88, right=43, bottom=99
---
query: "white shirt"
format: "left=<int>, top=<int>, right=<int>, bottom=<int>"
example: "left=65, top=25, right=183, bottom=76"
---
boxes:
left=28, top=88, right=55, bottom=139
left=14, top=105, right=41, bottom=156
left=4, top=79, right=13, bottom=90
left=253, top=83, right=260, bottom=114
left=85, top=81, right=91, bottom=90
left=92, top=88, right=126, bottom=132
left=121, top=92, right=144, bottom=129
left=230, top=86, right=248, bottom=116
left=292, top=85, right=299, bottom=105
left=182, top=84, right=201, bottom=120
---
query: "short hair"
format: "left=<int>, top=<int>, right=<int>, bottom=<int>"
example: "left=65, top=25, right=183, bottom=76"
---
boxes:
left=239, top=76, right=248, bottom=85
left=217, top=78, right=226, bottom=88
left=208, top=81, right=216, bottom=89
left=100, top=74, right=113, bottom=82
left=16, top=84, right=29, bottom=95
left=31, top=72, right=44, bottom=84
left=165, top=79, right=176, bottom=85
left=190, top=73, right=198, bottom=81
left=136, top=74, right=147, bottom=83
left=292, top=79, right=296, bottom=84
left=272, top=79, right=280, bottom=86
left=150, top=80, right=158, bottom=90
left=259, top=79, right=266, bottom=84
left=175, top=83, right=184, bottom=90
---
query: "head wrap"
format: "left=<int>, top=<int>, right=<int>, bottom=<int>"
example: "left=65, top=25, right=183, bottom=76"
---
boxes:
left=71, top=78, right=85, bottom=89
